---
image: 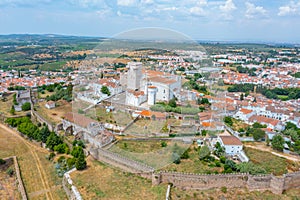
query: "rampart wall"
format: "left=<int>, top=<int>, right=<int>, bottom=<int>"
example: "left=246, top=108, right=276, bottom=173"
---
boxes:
left=88, top=146, right=300, bottom=195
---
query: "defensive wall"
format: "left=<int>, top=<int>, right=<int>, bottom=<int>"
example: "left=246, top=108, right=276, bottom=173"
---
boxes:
left=89, top=146, right=300, bottom=194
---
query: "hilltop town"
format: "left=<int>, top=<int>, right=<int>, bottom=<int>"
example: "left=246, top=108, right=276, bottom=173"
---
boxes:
left=0, top=35, right=300, bottom=199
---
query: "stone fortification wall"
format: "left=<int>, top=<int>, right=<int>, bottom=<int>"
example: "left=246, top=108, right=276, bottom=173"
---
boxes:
left=89, top=147, right=154, bottom=173
left=152, top=171, right=300, bottom=194
left=153, top=172, right=248, bottom=190
left=62, top=169, right=82, bottom=200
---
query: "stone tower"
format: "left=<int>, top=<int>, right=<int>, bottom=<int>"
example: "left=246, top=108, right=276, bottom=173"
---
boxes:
left=127, top=62, right=142, bottom=91
left=147, top=86, right=157, bottom=105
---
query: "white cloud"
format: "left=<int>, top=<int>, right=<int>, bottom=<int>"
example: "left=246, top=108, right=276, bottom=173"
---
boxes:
left=278, top=1, right=300, bottom=16
left=189, top=6, right=205, bottom=16
left=245, top=2, right=267, bottom=19
left=220, top=0, right=236, bottom=13
left=141, top=0, right=153, bottom=5
left=117, top=0, right=137, bottom=6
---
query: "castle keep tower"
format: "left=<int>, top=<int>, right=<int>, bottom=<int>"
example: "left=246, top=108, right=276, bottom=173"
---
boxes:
left=127, top=62, right=142, bottom=91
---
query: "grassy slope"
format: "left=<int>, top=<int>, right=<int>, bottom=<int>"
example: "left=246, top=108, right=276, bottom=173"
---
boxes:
left=71, top=157, right=166, bottom=200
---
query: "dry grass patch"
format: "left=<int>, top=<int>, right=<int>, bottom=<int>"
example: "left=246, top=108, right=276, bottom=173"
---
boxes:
left=71, top=157, right=166, bottom=200
left=0, top=157, right=21, bottom=200
left=0, top=125, right=67, bottom=200
left=171, top=187, right=300, bottom=200
left=35, top=100, right=72, bottom=124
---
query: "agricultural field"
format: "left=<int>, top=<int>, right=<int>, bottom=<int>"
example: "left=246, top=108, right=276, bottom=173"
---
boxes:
left=0, top=124, right=67, bottom=200
left=71, top=157, right=167, bottom=200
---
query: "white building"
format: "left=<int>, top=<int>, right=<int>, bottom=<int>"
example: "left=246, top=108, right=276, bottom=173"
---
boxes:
left=121, top=62, right=182, bottom=106
left=147, top=86, right=157, bottom=105
left=218, top=135, right=243, bottom=155
left=234, top=108, right=255, bottom=122
left=45, top=101, right=55, bottom=109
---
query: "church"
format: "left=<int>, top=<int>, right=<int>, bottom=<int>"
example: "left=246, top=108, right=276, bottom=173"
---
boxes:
left=120, top=62, right=182, bottom=107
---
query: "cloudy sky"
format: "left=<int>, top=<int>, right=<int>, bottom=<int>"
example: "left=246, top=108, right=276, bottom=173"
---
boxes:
left=0, top=0, right=300, bottom=43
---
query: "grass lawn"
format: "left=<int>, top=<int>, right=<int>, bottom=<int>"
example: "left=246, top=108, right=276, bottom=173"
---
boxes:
left=71, top=157, right=167, bottom=200
left=0, top=124, right=67, bottom=200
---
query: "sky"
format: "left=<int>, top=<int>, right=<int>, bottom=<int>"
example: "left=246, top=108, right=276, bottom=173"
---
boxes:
left=0, top=0, right=300, bottom=43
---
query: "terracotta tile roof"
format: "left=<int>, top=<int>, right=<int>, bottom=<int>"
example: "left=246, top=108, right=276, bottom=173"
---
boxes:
left=64, top=112, right=97, bottom=128
left=220, top=136, right=242, bottom=146
left=240, top=108, right=253, bottom=114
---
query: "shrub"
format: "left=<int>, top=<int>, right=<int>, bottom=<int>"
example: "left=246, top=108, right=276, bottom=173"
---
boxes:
left=161, top=141, right=167, bottom=147
left=221, top=186, right=227, bottom=193
left=21, top=102, right=31, bottom=111
left=6, top=168, right=14, bottom=176
left=0, top=158, right=6, bottom=165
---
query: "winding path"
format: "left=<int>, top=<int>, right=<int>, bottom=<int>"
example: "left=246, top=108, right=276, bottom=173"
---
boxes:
left=0, top=123, right=54, bottom=200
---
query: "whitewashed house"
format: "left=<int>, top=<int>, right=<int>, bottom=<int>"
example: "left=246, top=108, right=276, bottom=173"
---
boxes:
left=45, top=101, right=55, bottom=109
left=218, top=135, right=243, bottom=155
left=234, top=108, right=255, bottom=122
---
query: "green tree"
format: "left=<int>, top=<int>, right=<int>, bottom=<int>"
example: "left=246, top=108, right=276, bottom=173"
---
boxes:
left=172, top=152, right=181, bottom=164
left=214, top=142, right=225, bottom=157
left=236, top=162, right=266, bottom=175
left=271, top=135, right=285, bottom=152
left=101, top=86, right=110, bottom=96
left=54, top=143, right=69, bottom=154
left=46, top=132, right=63, bottom=150
left=180, top=150, right=190, bottom=159
left=224, top=116, right=233, bottom=126
left=75, top=152, right=87, bottom=170
left=240, top=93, right=244, bottom=101
left=71, top=146, right=84, bottom=158
left=21, top=102, right=31, bottom=111
left=252, top=129, right=266, bottom=141
left=10, top=106, right=15, bottom=115
left=200, top=98, right=210, bottom=104
left=161, top=141, right=167, bottom=147
left=168, top=98, right=177, bottom=108
left=39, top=126, right=51, bottom=143
left=199, top=145, right=210, bottom=160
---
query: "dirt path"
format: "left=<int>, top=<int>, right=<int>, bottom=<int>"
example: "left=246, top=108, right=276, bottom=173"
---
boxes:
left=245, top=144, right=300, bottom=162
left=0, top=123, right=54, bottom=200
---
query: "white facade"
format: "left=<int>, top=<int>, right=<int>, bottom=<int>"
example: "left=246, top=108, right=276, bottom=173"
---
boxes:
left=125, top=90, right=147, bottom=107
left=218, top=136, right=243, bottom=156
left=147, top=86, right=157, bottom=106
